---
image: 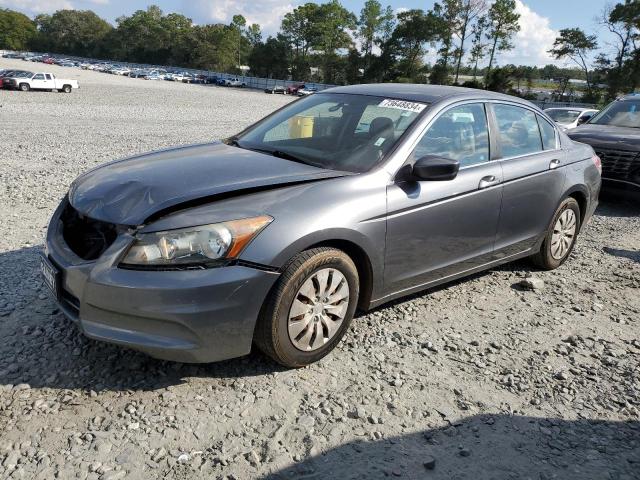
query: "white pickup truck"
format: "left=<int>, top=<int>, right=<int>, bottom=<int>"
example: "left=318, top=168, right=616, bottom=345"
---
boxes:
left=7, top=72, right=79, bottom=93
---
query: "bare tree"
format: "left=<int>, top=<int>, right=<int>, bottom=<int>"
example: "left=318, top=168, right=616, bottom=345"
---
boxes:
left=453, top=0, right=487, bottom=83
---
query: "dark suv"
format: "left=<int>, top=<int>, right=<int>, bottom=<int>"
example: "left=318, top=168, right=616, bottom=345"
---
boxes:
left=568, top=94, right=640, bottom=193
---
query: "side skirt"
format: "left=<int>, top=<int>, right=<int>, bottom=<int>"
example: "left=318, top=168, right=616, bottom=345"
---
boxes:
left=367, top=248, right=535, bottom=309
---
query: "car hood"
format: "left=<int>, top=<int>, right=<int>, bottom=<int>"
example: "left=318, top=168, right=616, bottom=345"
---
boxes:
left=568, top=124, right=640, bottom=150
left=68, top=142, right=349, bottom=225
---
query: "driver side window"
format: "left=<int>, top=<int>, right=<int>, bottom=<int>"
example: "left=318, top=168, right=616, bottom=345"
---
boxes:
left=412, top=103, right=490, bottom=167
left=33, top=74, right=45, bottom=80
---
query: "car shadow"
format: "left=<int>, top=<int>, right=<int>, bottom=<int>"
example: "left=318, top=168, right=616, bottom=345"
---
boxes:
left=260, top=414, right=640, bottom=479
left=596, top=191, right=640, bottom=218
left=603, top=246, right=640, bottom=264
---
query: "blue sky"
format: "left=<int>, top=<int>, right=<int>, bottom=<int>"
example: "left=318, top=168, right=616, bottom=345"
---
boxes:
left=1, top=0, right=613, bottom=66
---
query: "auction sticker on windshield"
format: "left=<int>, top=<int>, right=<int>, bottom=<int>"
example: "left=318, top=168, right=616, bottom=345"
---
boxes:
left=378, top=99, right=427, bottom=113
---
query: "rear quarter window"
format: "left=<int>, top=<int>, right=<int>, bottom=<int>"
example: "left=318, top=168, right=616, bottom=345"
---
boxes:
left=537, top=115, right=558, bottom=150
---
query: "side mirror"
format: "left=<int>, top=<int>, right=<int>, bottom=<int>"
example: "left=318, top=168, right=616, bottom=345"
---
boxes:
left=412, top=155, right=460, bottom=181
left=577, top=115, right=592, bottom=125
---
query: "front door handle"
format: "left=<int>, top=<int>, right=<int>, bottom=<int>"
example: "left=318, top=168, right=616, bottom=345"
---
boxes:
left=479, top=175, right=500, bottom=189
left=549, top=159, right=561, bottom=170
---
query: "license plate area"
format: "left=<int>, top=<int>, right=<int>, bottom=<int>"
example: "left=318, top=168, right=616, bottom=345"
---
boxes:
left=40, top=255, right=60, bottom=300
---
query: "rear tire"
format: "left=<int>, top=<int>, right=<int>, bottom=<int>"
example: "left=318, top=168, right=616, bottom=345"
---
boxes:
left=19, top=83, right=29, bottom=92
left=531, top=197, right=581, bottom=270
left=62, top=85, right=72, bottom=93
left=254, top=247, right=359, bottom=368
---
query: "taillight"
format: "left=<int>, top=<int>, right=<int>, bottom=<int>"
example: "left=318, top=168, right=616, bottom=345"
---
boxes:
left=592, top=154, right=602, bottom=174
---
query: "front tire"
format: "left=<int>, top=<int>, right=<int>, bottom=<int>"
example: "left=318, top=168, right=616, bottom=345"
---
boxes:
left=531, top=197, right=581, bottom=270
left=254, top=248, right=359, bottom=367
left=19, top=83, right=29, bottom=92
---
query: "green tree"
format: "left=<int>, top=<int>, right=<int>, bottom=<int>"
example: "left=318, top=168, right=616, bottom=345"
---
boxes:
left=432, top=0, right=462, bottom=83
left=0, top=8, right=37, bottom=51
left=599, top=1, right=640, bottom=98
left=388, top=9, right=440, bottom=81
left=311, top=0, right=357, bottom=83
left=357, top=0, right=393, bottom=71
left=248, top=35, right=290, bottom=78
left=34, top=9, right=112, bottom=57
left=231, top=14, right=247, bottom=68
left=109, top=6, right=170, bottom=63
left=549, top=28, right=598, bottom=97
left=281, top=3, right=320, bottom=79
left=485, top=0, right=520, bottom=85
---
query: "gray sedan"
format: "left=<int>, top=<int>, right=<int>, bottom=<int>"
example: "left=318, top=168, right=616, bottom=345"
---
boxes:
left=43, top=84, right=601, bottom=367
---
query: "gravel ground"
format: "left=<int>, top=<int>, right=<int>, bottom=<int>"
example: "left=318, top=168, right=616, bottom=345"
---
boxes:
left=0, top=58, right=639, bottom=480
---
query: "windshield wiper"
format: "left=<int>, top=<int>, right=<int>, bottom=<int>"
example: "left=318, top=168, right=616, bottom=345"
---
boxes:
left=226, top=139, right=321, bottom=167
left=269, top=149, right=313, bottom=165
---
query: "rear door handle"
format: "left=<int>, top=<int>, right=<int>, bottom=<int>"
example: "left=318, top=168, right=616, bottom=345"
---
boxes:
left=549, top=159, right=561, bottom=170
left=479, top=175, right=500, bottom=189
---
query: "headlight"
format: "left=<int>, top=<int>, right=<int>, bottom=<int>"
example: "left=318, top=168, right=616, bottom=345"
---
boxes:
left=120, top=215, right=272, bottom=268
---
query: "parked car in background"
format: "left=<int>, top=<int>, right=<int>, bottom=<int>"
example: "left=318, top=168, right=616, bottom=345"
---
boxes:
left=568, top=93, right=640, bottom=194
left=298, top=86, right=318, bottom=96
left=204, top=75, right=219, bottom=84
left=129, top=70, right=148, bottom=78
left=545, top=107, right=599, bottom=130
left=188, top=74, right=206, bottom=84
left=1, top=70, right=33, bottom=89
left=286, top=83, right=305, bottom=94
left=265, top=85, right=287, bottom=94
left=111, top=66, right=131, bottom=76
left=145, top=72, right=164, bottom=81
left=224, top=78, right=246, bottom=87
left=43, top=84, right=600, bottom=368
left=4, top=72, right=78, bottom=93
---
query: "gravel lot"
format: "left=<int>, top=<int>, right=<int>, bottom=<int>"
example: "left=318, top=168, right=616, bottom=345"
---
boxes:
left=0, top=58, right=639, bottom=480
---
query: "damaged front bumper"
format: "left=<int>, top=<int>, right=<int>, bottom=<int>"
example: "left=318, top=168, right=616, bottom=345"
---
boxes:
left=43, top=201, right=280, bottom=363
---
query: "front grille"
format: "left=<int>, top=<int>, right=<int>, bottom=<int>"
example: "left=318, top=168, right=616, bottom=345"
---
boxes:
left=593, top=147, right=639, bottom=179
left=61, top=203, right=118, bottom=260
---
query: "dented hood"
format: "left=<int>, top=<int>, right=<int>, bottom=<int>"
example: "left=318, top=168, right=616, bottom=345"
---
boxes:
left=69, top=142, right=347, bottom=225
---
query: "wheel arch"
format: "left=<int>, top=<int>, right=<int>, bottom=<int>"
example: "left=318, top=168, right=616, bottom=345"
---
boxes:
left=304, top=239, right=374, bottom=311
left=261, top=228, right=382, bottom=312
left=563, top=185, right=589, bottom=230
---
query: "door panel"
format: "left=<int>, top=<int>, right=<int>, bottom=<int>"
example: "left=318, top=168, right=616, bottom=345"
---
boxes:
left=495, top=152, right=566, bottom=256
left=385, top=162, right=503, bottom=294
left=384, top=102, right=503, bottom=295
left=491, top=105, right=567, bottom=257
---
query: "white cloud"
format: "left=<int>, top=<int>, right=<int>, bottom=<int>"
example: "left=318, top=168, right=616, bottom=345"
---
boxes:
left=0, top=0, right=108, bottom=15
left=501, top=0, right=564, bottom=67
left=181, top=0, right=296, bottom=33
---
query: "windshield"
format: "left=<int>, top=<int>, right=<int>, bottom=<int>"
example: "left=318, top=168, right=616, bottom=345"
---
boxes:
left=233, top=93, right=427, bottom=173
left=546, top=109, right=581, bottom=123
left=590, top=100, right=640, bottom=128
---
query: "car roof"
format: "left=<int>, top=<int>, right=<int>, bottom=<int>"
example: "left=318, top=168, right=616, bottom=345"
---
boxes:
left=545, top=107, right=596, bottom=112
left=620, top=93, right=640, bottom=101
left=323, top=83, right=532, bottom=106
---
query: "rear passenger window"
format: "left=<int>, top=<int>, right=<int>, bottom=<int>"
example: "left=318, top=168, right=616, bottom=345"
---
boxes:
left=413, top=103, right=490, bottom=167
left=537, top=116, right=558, bottom=150
left=494, top=104, right=543, bottom=158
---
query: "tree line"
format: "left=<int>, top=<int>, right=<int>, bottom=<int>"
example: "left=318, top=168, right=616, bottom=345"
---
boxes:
left=0, top=0, right=638, bottom=102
